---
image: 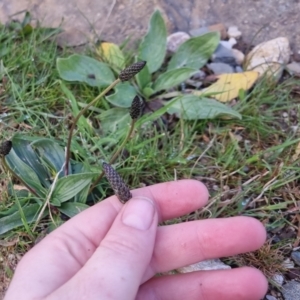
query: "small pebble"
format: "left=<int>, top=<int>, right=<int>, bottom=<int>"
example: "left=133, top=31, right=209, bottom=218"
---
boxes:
left=228, top=37, right=237, bottom=47
left=212, top=44, right=236, bottom=66
left=291, top=251, right=300, bottom=266
left=208, top=62, right=234, bottom=75
left=272, top=273, right=284, bottom=286
left=232, top=48, right=245, bottom=65
left=167, top=32, right=190, bottom=52
left=227, top=26, right=242, bottom=39
left=282, top=112, right=289, bottom=118
left=220, top=40, right=233, bottom=49
left=235, top=66, right=243, bottom=72
left=265, top=295, right=277, bottom=300
left=286, top=62, right=300, bottom=75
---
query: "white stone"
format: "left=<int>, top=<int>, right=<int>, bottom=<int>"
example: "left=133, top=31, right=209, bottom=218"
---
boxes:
left=220, top=40, right=233, bottom=49
left=228, top=37, right=237, bottom=47
left=232, top=48, right=245, bottom=65
left=227, top=26, right=242, bottom=39
left=286, top=62, right=300, bottom=75
left=167, top=32, right=190, bottom=52
left=272, top=273, right=284, bottom=286
left=245, top=37, right=291, bottom=81
left=177, top=259, right=231, bottom=273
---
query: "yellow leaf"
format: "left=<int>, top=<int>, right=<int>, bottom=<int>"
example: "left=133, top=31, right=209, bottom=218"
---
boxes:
left=194, top=71, right=259, bottom=102
left=97, top=42, right=125, bottom=69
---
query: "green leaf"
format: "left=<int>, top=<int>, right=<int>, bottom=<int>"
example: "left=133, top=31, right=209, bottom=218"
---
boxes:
left=167, top=32, right=220, bottom=71
left=32, top=138, right=70, bottom=178
left=106, top=82, right=136, bottom=107
left=136, top=63, right=151, bottom=90
left=153, top=68, right=197, bottom=92
left=10, top=135, right=51, bottom=188
left=166, top=95, right=242, bottom=120
left=138, top=10, right=167, bottom=73
left=0, top=203, right=47, bottom=236
left=5, top=149, right=47, bottom=198
left=59, top=81, right=92, bottom=133
left=59, top=202, right=89, bottom=218
left=57, top=54, right=115, bottom=87
left=51, top=173, right=97, bottom=203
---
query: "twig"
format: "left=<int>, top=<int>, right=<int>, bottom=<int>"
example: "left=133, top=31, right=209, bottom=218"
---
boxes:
left=65, top=79, right=121, bottom=175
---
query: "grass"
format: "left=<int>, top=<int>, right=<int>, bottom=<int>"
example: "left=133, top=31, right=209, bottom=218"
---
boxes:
left=1, top=21, right=300, bottom=297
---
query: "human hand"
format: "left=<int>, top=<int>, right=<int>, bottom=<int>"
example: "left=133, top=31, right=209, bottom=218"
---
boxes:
left=5, top=180, right=267, bottom=300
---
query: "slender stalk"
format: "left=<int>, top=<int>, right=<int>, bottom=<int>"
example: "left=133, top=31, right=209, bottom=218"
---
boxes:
left=89, top=119, right=136, bottom=194
left=65, top=78, right=121, bottom=175
left=1, top=157, right=39, bottom=197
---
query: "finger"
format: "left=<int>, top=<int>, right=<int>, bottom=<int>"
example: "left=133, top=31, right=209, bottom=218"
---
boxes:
left=49, top=179, right=208, bottom=246
left=137, top=267, right=268, bottom=300
left=47, top=196, right=158, bottom=300
left=144, top=216, right=266, bottom=279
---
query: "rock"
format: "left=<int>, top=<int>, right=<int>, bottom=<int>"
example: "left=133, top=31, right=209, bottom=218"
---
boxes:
left=177, top=259, right=231, bottom=273
left=208, top=23, right=227, bottom=39
left=286, top=62, right=300, bottom=76
left=227, top=26, right=242, bottom=39
left=272, top=273, right=284, bottom=286
left=220, top=40, right=234, bottom=50
left=291, top=251, right=300, bottom=266
left=167, top=32, right=190, bottom=52
left=228, top=37, right=237, bottom=48
left=282, top=281, right=300, bottom=300
left=208, top=62, right=234, bottom=74
left=232, top=48, right=245, bottom=65
left=235, top=66, right=243, bottom=72
left=189, top=27, right=209, bottom=37
left=266, top=295, right=278, bottom=300
left=245, top=37, right=291, bottom=81
left=212, top=44, right=236, bottom=66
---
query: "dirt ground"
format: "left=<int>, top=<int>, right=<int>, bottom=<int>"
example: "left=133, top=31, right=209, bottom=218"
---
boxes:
left=0, top=0, right=299, bottom=51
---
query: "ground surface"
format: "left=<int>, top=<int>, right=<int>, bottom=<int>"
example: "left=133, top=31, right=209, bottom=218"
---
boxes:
left=0, top=0, right=299, bottom=50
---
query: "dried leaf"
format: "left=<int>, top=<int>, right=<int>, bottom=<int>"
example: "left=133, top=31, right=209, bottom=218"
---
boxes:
left=194, top=71, right=259, bottom=102
left=98, top=42, right=125, bottom=69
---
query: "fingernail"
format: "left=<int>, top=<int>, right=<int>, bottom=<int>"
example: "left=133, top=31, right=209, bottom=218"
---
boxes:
left=122, top=197, right=155, bottom=230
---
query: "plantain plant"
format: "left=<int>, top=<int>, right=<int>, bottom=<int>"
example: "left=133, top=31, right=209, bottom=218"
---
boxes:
left=0, top=10, right=239, bottom=236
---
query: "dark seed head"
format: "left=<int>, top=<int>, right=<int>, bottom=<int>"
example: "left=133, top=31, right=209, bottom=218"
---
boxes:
left=0, top=140, right=12, bottom=156
left=130, top=95, right=143, bottom=120
left=102, top=162, right=132, bottom=204
left=119, top=61, right=146, bottom=82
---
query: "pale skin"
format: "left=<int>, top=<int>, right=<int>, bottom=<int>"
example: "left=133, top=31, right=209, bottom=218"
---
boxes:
left=5, top=180, right=268, bottom=300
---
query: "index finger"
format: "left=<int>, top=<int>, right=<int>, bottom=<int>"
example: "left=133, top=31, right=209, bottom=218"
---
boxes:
left=57, top=179, right=208, bottom=244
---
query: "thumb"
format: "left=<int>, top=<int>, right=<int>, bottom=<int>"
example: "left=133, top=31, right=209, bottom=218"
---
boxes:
left=49, top=196, right=158, bottom=300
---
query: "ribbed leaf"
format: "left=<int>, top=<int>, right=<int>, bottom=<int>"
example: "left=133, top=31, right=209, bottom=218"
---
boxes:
left=106, top=82, right=137, bottom=108
left=11, top=135, right=51, bottom=188
left=5, top=149, right=47, bottom=198
left=51, top=173, right=97, bottom=203
left=153, top=68, right=197, bottom=92
left=59, top=202, right=89, bottom=218
left=0, top=203, right=47, bottom=236
left=57, top=54, right=115, bottom=87
left=167, top=32, right=219, bottom=71
left=167, top=95, right=242, bottom=120
left=138, top=10, right=167, bottom=73
left=32, top=138, right=70, bottom=178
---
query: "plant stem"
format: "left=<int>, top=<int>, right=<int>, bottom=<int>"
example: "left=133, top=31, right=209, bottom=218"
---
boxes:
left=1, top=157, right=39, bottom=197
left=65, top=78, right=121, bottom=175
left=89, top=119, right=136, bottom=194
